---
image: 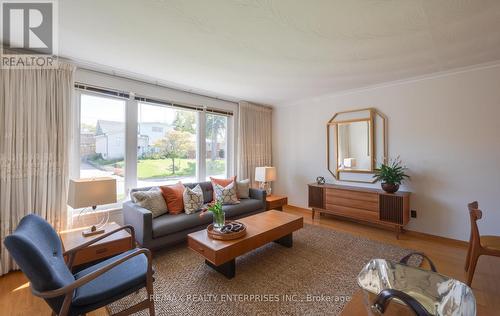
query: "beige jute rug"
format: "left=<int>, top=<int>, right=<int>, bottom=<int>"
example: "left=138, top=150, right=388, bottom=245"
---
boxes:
left=109, top=224, right=420, bottom=315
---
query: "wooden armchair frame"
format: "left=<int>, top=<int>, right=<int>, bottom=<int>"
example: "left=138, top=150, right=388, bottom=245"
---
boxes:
left=465, top=201, right=500, bottom=286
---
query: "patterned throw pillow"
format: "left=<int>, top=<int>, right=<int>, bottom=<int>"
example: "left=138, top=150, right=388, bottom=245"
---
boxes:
left=131, top=189, right=168, bottom=218
left=183, top=185, right=204, bottom=214
left=210, top=176, right=236, bottom=201
left=214, top=182, right=240, bottom=205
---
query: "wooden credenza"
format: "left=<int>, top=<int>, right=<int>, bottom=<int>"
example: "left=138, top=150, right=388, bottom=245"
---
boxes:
left=308, top=183, right=410, bottom=238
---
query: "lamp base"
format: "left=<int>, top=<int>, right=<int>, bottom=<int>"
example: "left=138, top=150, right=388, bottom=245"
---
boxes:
left=259, top=182, right=272, bottom=195
left=82, top=225, right=105, bottom=237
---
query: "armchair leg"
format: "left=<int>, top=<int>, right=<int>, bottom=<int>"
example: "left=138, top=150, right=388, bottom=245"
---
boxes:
left=146, top=271, right=155, bottom=316
left=466, top=252, right=480, bottom=286
left=465, top=237, right=472, bottom=271
left=144, top=247, right=155, bottom=316
left=58, top=291, right=73, bottom=316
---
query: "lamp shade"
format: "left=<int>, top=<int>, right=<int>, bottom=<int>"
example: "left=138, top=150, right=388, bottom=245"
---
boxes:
left=67, top=177, right=117, bottom=209
left=255, top=166, right=276, bottom=182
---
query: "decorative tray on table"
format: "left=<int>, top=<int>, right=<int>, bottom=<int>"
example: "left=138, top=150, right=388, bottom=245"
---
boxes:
left=207, top=221, right=247, bottom=240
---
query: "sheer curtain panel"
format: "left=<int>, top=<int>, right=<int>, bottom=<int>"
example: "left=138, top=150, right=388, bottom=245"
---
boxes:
left=0, top=63, right=75, bottom=275
left=237, top=101, right=272, bottom=187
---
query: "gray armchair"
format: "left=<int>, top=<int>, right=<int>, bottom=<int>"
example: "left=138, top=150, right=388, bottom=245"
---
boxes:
left=4, top=214, right=155, bottom=316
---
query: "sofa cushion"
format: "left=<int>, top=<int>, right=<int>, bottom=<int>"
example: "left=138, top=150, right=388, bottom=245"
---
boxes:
left=131, top=188, right=167, bottom=218
left=236, top=179, right=250, bottom=199
left=223, top=199, right=263, bottom=218
left=152, top=212, right=213, bottom=238
left=183, top=185, right=204, bottom=214
left=184, top=181, right=213, bottom=204
left=130, top=186, right=158, bottom=201
left=210, top=176, right=236, bottom=200
left=214, top=182, right=240, bottom=205
left=160, top=182, right=185, bottom=214
left=210, top=176, right=236, bottom=189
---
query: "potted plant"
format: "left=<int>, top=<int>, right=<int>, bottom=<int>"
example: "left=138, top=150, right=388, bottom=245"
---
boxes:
left=202, top=200, right=225, bottom=230
left=373, top=156, right=410, bottom=193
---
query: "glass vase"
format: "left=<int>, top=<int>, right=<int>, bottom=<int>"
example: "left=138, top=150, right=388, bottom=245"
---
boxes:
left=213, top=211, right=225, bottom=230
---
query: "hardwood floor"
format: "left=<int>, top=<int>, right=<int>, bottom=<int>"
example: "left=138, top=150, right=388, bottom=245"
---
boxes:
left=0, top=205, right=498, bottom=315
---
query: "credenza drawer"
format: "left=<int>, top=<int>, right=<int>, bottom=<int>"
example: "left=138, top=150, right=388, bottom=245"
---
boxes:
left=326, top=188, right=378, bottom=203
left=325, top=195, right=379, bottom=212
left=324, top=204, right=379, bottom=221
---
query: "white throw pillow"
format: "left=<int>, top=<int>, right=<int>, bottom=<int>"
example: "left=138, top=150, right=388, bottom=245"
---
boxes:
left=131, top=189, right=168, bottom=218
left=214, top=182, right=240, bottom=205
left=183, top=184, right=204, bottom=214
left=236, top=179, right=250, bottom=199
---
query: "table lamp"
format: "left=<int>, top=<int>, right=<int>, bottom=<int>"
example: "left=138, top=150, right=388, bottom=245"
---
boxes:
left=255, top=166, right=276, bottom=195
left=67, top=177, right=117, bottom=237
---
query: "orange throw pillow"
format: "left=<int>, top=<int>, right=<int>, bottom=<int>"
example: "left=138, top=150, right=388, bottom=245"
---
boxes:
left=160, top=182, right=185, bottom=214
left=210, top=176, right=236, bottom=188
left=210, top=176, right=237, bottom=200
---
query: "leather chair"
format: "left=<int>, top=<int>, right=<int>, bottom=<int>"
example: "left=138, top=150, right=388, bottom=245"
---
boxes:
left=4, top=214, right=155, bottom=316
left=465, top=201, right=500, bottom=286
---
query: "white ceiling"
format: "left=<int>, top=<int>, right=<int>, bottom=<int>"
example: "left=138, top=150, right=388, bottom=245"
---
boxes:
left=60, top=0, right=500, bottom=105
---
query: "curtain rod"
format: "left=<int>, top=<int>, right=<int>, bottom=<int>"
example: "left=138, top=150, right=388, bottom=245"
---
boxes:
left=75, top=82, right=233, bottom=116
left=70, top=61, right=239, bottom=105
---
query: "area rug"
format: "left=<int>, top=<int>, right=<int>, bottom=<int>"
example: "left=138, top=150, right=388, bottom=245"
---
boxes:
left=108, top=224, right=420, bottom=315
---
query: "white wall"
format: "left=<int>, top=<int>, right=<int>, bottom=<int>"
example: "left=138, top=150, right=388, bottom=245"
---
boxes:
left=273, top=64, right=500, bottom=241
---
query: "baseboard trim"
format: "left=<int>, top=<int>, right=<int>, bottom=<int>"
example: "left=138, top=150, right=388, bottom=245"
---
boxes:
left=285, top=204, right=468, bottom=248
left=404, top=230, right=467, bottom=248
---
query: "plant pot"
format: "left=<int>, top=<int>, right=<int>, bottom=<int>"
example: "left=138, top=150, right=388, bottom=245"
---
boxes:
left=381, top=183, right=400, bottom=193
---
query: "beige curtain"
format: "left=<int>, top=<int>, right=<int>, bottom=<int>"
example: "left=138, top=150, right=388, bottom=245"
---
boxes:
left=0, top=62, right=75, bottom=275
left=237, top=101, right=273, bottom=187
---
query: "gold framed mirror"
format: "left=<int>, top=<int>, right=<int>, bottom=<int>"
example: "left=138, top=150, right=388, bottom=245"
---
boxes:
left=327, top=108, right=387, bottom=183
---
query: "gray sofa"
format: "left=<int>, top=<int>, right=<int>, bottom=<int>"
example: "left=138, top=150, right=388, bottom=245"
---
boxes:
left=123, top=181, right=267, bottom=250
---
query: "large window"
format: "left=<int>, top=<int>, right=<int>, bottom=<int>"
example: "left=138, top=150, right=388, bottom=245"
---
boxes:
left=79, top=94, right=126, bottom=201
left=137, top=102, right=197, bottom=187
left=76, top=89, right=233, bottom=206
left=205, top=113, right=228, bottom=180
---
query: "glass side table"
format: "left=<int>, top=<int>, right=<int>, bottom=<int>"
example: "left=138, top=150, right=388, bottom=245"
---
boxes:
left=357, top=254, right=476, bottom=316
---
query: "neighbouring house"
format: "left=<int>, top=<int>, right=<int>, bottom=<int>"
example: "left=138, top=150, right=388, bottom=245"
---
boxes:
left=95, top=120, right=172, bottom=159
left=80, top=132, right=96, bottom=158
left=138, top=122, right=172, bottom=145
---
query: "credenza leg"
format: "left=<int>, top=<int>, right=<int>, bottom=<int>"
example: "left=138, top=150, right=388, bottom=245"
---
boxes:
left=205, top=259, right=235, bottom=279
left=312, top=210, right=315, bottom=219
left=395, top=226, right=402, bottom=239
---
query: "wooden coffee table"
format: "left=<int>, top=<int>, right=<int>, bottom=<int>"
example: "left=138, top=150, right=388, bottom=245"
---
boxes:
left=187, top=210, right=303, bottom=278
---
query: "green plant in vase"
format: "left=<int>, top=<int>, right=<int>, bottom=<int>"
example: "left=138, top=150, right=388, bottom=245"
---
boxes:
left=204, top=200, right=225, bottom=230
left=373, top=156, right=410, bottom=193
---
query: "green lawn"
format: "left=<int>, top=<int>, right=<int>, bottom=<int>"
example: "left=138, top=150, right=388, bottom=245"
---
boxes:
left=95, top=157, right=225, bottom=180
left=137, top=158, right=195, bottom=179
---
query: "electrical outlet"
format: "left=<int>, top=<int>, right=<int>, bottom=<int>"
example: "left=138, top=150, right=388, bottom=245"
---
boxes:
left=411, top=210, right=417, bottom=218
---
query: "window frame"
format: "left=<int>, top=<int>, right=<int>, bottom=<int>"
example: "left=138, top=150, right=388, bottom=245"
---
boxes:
left=205, top=111, right=230, bottom=180
left=73, top=90, right=129, bottom=211
left=72, top=89, right=233, bottom=212
left=136, top=101, right=199, bottom=187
